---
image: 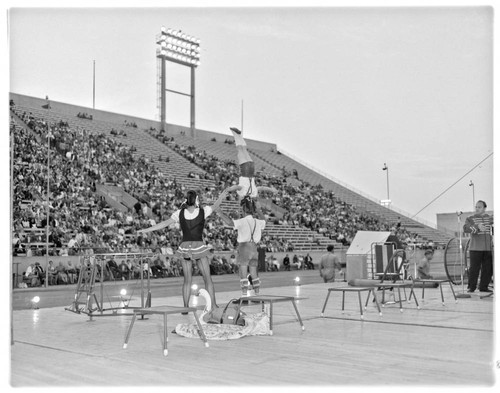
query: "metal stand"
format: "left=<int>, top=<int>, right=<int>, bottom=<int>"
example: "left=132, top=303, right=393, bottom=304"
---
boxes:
left=65, top=252, right=155, bottom=319
left=455, top=212, right=471, bottom=299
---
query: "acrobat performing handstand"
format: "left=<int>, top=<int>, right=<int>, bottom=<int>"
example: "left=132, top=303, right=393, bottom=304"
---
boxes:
left=227, top=127, right=276, bottom=200
left=138, top=188, right=229, bottom=310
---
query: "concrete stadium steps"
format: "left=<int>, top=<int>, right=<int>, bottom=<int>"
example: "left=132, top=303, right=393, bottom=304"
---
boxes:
left=156, top=132, right=282, bottom=177
left=219, top=200, right=338, bottom=251
left=251, top=148, right=452, bottom=245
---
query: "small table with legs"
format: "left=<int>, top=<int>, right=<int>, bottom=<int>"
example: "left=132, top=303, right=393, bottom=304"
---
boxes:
left=123, top=305, right=209, bottom=356
left=321, top=287, right=382, bottom=319
left=237, top=295, right=305, bottom=335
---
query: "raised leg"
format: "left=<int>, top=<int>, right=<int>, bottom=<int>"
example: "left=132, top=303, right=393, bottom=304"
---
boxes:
left=123, top=313, right=137, bottom=349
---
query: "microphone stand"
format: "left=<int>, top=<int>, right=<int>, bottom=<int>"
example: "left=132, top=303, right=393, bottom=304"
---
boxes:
left=456, top=211, right=471, bottom=299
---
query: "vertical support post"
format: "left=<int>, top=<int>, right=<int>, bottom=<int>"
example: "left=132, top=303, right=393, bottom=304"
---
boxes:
left=160, top=58, right=167, bottom=132
left=93, top=60, right=96, bottom=110
left=45, top=131, right=51, bottom=288
left=190, top=66, right=195, bottom=138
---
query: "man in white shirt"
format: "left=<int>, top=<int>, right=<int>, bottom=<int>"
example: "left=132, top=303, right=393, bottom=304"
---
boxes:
left=217, top=196, right=266, bottom=296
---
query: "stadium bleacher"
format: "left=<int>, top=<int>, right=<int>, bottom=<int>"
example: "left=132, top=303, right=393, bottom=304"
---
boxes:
left=10, top=92, right=452, bottom=264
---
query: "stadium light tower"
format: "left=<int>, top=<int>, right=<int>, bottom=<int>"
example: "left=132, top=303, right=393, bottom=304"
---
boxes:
left=156, top=27, right=201, bottom=138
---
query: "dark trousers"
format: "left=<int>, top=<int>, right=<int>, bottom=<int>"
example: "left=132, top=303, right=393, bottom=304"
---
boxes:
left=468, top=251, right=493, bottom=291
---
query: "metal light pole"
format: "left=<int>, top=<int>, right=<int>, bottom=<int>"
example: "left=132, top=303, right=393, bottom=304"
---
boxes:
left=45, top=130, right=52, bottom=288
left=469, top=180, right=475, bottom=210
left=456, top=211, right=471, bottom=299
left=382, top=163, right=390, bottom=200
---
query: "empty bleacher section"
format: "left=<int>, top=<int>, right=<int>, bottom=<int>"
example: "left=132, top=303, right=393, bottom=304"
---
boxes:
left=10, top=92, right=450, bottom=263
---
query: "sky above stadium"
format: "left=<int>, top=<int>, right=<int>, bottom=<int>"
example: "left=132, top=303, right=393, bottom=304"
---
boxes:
left=8, top=4, right=494, bottom=226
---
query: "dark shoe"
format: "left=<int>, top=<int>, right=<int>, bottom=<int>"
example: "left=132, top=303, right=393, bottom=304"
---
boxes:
left=479, top=289, right=493, bottom=293
left=229, top=127, right=241, bottom=134
left=467, top=289, right=475, bottom=293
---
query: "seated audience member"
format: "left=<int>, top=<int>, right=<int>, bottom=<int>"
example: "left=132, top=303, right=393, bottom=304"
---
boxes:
left=417, top=249, right=434, bottom=279
left=283, top=254, right=290, bottom=271
left=56, top=262, right=69, bottom=285
left=47, top=260, right=58, bottom=285
left=66, top=261, right=78, bottom=284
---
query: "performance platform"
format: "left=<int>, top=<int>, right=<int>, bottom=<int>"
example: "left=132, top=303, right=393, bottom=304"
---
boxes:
left=10, top=279, right=495, bottom=386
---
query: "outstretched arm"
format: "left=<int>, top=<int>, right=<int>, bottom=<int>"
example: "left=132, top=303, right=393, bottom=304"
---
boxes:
left=217, top=209, right=234, bottom=227
left=210, top=188, right=230, bottom=212
left=254, top=200, right=266, bottom=220
left=137, top=218, right=175, bottom=234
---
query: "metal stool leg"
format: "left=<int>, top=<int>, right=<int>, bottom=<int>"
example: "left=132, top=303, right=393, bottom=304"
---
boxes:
left=163, top=313, right=168, bottom=356
left=269, top=302, right=274, bottom=336
left=291, top=300, right=305, bottom=331
left=357, top=291, right=364, bottom=319
left=448, top=280, right=457, bottom=303
left=397, top=287, right=403, bottom=312
left=320, top=290, right=332, bottom=317
left=410, top=287, right=420, bottom=309
left=371, top=289, right=382, bottom=316
left=439, top=283, right=445, bottom=306
left=422, top=284, right=425, bottom=300
left=192, top=311, right=209, bottom=348
left=342, top=290, right=346, bottom=314
left=123, top=313, right=137, bottom=349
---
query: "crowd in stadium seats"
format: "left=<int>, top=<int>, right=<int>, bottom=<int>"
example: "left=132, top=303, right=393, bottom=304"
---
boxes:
left=10, top=108, right=238, bottom=259
left=11, top=106, right=433, bottom=266
left=150, top=132, right=429, bottom=249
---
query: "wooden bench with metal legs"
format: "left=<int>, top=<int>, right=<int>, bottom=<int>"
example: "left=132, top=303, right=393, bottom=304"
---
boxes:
left=321, top=287, right=382, bottom=319
left=123, top=306, right=209, bottom=356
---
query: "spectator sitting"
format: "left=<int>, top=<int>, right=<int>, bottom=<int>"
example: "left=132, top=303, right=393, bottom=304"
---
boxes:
left=56, top=262, right=69, bottom=285
left=292, top=254, right=301, bottom=270
left=283, top=254, right=290, bottom=271
left=47, top=260, right=58, bottom=285
left=119, top=260, right=130, bottom=280
left=417, top=249, right=434, bottom=279
left=24, top=263, right=39, bottom=287
left=66, top=261, right=78, bottom=284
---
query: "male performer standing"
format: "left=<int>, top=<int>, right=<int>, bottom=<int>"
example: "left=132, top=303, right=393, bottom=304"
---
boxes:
left=217, top=196, right=266, bottom=296
left=463, top=200, right=494, bottom=293
left=319, top=245, right=342, bottom=283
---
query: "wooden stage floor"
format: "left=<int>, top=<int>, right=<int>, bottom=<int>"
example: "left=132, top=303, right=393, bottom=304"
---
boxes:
left=9, top=281, right=496, bottom=387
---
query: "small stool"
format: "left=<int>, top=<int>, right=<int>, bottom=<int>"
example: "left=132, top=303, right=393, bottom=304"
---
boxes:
left=123, top=306, right=209, bottom=356
left=237, top=295, right=305, bottom=335
left=321, top=287, right=382, bottom=319
left=375, top=282, right=420, bottom=312
left=412, top=279, right=457, bottom=305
